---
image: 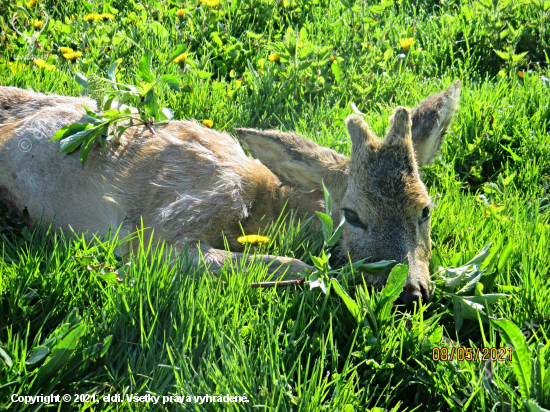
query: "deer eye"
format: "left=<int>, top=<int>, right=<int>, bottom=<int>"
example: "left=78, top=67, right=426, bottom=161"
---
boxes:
left=421, top=206, right=431, bottom=222
left=342, top=209, right=366, bottom=229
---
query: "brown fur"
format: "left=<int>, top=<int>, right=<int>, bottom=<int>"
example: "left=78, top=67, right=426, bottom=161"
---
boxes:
left=0, top=81, right=461, bottom=308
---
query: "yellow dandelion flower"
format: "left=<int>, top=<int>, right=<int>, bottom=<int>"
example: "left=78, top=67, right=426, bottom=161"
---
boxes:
left=100, top=13, right=114, bottom=20
left=329, top=55, right=336, bottom=63
left=399, top=38, right=416, bottom=52
left=63, top=51, right=82, bottom=61
left=26, top=0, right=38, bottom=7
left=33, top=20, right=43, bottom=30
left=173, top=52, right=189, bottom=69
left=70, top=15, right=76, bottom=22
left=33, top=59, right=46, bottom=68
left=202, top=0, right=221, bottom=7
left=203, top=119, right=213, bottom=128
left=176, top=9, right=187, bottom=20
left=60, top=47, right=73, bottom=54
left=83, top=13, right=101, bottom=22
left=268, top=53, right=280, bottom=62
left=237, top=235, right=270, bottom=245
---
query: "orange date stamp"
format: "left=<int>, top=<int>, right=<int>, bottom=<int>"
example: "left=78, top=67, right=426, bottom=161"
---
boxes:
left=432, top=347, right=512, bottom=362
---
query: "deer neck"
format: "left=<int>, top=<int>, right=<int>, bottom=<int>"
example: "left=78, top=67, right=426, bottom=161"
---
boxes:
left=239, top=165, right=324, bottom=236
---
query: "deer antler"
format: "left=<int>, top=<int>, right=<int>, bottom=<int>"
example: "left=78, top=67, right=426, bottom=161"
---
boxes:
left=35, top=12, right=49, bottom=38
left=11, top=11, right=50, bottom=43
left=11, top=13, right=25, bottom=38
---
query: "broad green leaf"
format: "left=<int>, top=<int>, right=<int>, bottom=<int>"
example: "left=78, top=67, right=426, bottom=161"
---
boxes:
left=310, top=255, right=325, bottom=271
left=107, top=58, right=122, bottom=83
left=212, top=35, right=223, bottom=48
left=299, top=27, right=307, bottom=42
left=161, top=107, right=175, bottom=121
left=80, top=125, right=104, bottom=168
left=104, top=95, right=116, bottom=111
left=115, top=263, right=131, bottom=281
left=494, top=50, right=510, bottom=60
left=331, top=62, right=343, bottom=83
left=491, top=318, right=532, bottom=400
left=137, top=49, right=154, bottom=83
left=455, top=270, right=484, bottom=294
left=37, top=324, right=86, bottom=384
left=428, top=325, right=443, bottom=344
left=465, top=243, right=493, bottom=266
left=316, top=212, right=333, bottom=244
left=143, top=89, right=159, bottom=120
left=524, top=400, right=550, bottom=412
left=117, top=92, right=132, bottom=109
left=59, top=126, right=100, bottom=154
left=463, top=294, right=510, bottom=305
left=380, top=262, right=408, bottom=305
left=512, top=52, right=528, bottom=62
left=59, top=335, right=113, bottom=383
left=339, top=0, right=352, bottom=8
left=97, top=271, right=118, bottom=284
left=26, top=346, right=50, bottom=366
left=212, top=81, right=226, bottom=91
left=196, top=70, right=214, bottom=79
left=74, top=255, right=94, bottom=266
left=151, top=21, right=169, bottom=38
left=534, top=343, right=547, bottom=405
left=353, top=260, right=396, bottom=274
left=100, top=335, right=113, bottom=357
left=454, top=297, right=488, bottom=325
left=75, top=72, right=89, bottom=88
left=49, top=123, right=90, bottom=141
left=246, top=31, right=262, bottom=39
left=167, top=45, right=187, bottom=64
left=328, top=215, right=345, bottom=247
left=500, top=144, right=522, bottom=162
left=331, top=279, right=360, bottom=321
left=83, top=114, right=104, bottom=125
left=0, top=347, right=12, bottom=368
left=161, top=74, right=181, bottom=92
left=298, top=61, right=312, bottom=71
left=497, top=284, right=521, bottom=293
left=370, top=4, right=385, bottom=13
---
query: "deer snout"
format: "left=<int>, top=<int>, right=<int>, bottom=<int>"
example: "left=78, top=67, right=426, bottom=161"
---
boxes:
left=395, top=272, right=430, bottom=311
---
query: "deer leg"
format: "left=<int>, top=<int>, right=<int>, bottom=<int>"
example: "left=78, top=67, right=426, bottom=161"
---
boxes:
left=181, top=244, right=312, bottom=280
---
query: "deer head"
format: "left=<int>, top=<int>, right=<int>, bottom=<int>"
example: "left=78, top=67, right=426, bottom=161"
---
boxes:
left=235, top=81, right=461, bottom=310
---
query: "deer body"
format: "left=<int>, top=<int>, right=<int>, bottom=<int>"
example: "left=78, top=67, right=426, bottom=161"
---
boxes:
left=0, top=82, right=461, bottom=309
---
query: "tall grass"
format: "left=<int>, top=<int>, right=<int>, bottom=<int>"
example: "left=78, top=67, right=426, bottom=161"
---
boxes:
left=1, top=0, right=550, bottom=410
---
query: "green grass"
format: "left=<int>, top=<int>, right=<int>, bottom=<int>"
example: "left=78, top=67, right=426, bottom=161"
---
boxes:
left=1, top=0, right=550, bottom=410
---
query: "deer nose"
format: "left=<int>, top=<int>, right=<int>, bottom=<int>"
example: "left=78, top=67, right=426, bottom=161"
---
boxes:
left=396, top=291, right=423, bottom=311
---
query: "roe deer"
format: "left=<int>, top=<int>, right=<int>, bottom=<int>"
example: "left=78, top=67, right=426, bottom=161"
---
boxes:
left=0, top=81, right=461, bottom=309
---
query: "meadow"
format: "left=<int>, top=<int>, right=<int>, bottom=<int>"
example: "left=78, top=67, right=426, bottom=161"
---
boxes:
left=1, top=0, right=550, bottom=410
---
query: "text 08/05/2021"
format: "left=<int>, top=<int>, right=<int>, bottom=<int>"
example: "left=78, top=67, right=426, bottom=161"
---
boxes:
left=432, top=346, right=513, bottom=362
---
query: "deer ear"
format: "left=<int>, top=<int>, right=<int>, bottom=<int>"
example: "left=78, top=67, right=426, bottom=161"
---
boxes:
left=234, top=128, right=349, bottom=190
left=408, top=80, right=462, bottom=167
